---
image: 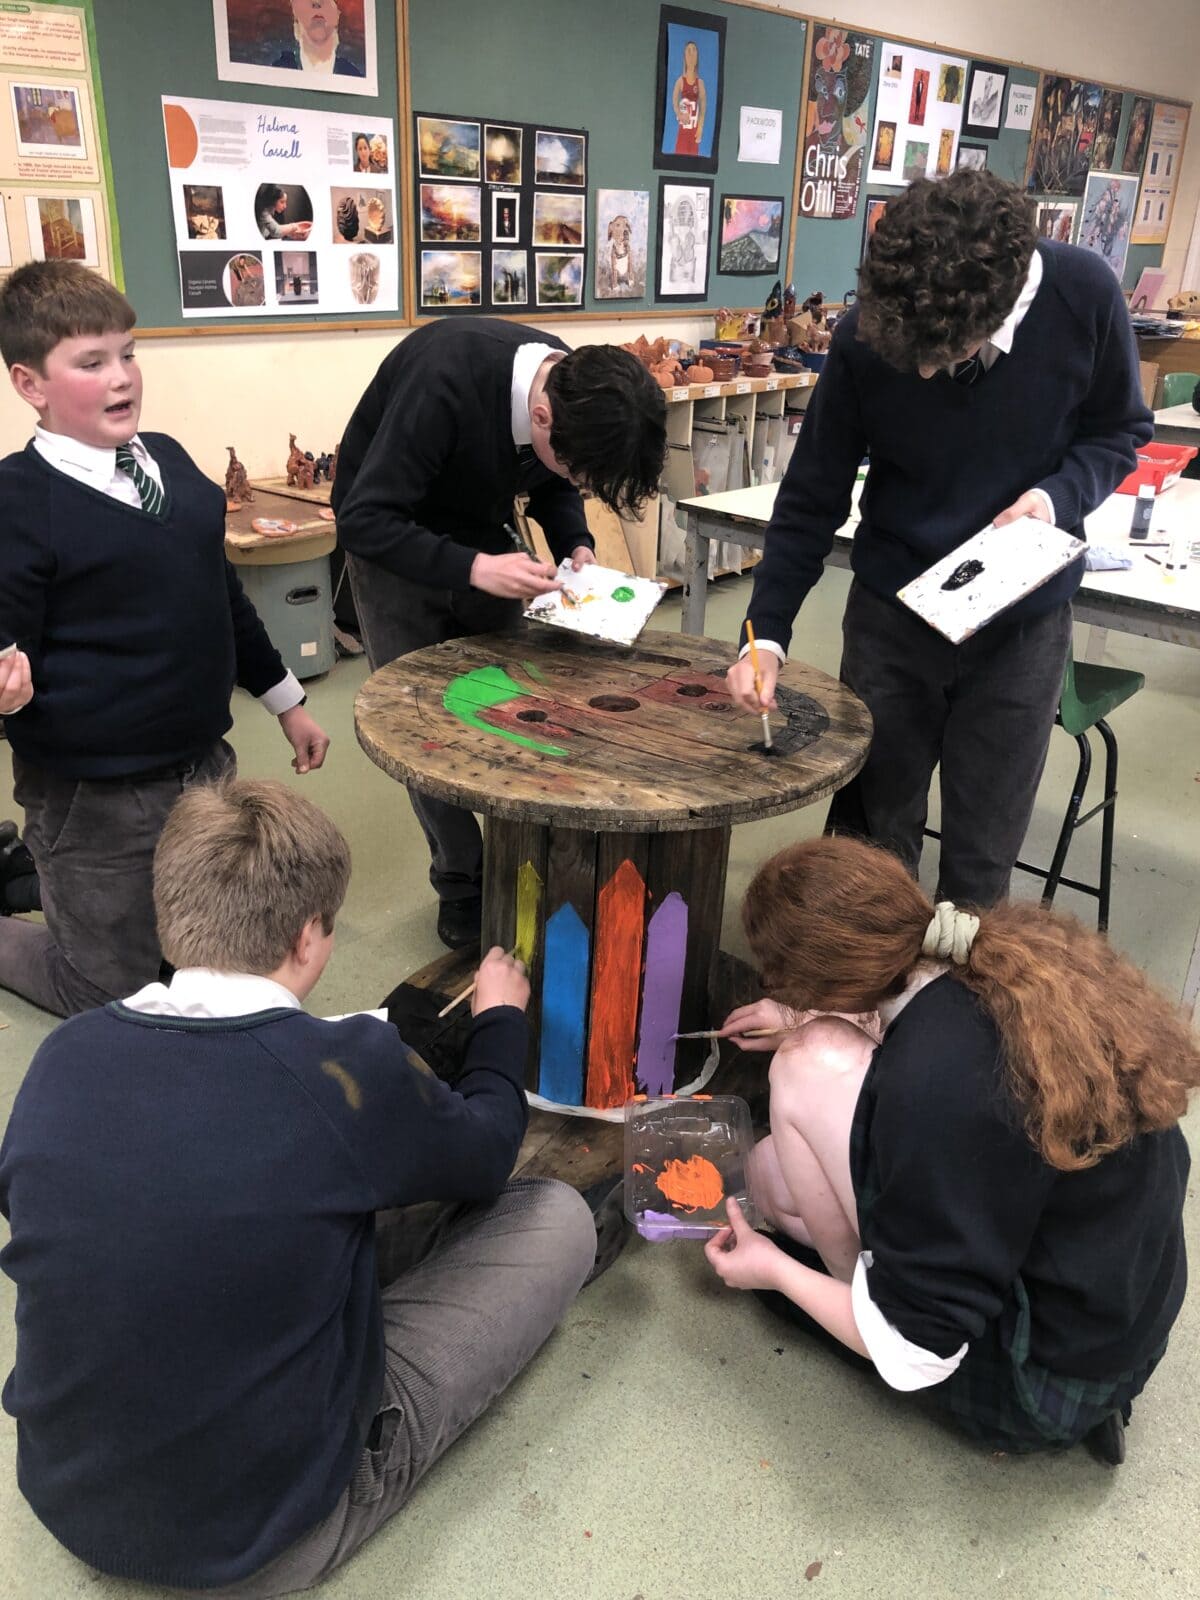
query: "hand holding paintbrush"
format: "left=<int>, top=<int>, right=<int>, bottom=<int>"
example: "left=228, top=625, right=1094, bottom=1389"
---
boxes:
left=743, top=622, right=774, bottom=752
left=436, top=947, right=527, bottom=1019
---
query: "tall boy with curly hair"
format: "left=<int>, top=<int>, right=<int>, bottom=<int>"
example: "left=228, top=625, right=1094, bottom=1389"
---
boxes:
left=727, top=170, right=1153, bottom=906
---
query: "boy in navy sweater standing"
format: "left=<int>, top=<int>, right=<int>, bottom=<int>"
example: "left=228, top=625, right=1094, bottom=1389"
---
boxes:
left=0, top=778, right=594, bottom=1592
left=0, top=261, right=330, bottom=1016
left=727, top=171, right=1152, bottom=906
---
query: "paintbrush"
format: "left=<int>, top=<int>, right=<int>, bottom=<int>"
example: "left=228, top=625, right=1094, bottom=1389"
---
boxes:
left=672, top=1027, right=781, bottom=1040
left=436, top=947, right=518, bottom=1019
left=743, top=621, right=773, bottom=752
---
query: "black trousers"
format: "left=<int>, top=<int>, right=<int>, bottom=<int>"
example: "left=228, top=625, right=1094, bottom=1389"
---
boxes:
left=826, top=581, right=1073, bottom=907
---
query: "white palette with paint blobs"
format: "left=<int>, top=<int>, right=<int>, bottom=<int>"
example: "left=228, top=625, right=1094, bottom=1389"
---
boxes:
left=524, top=560, right=668, bottom=648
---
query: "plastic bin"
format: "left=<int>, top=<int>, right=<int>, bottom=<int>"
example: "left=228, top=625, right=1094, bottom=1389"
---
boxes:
left=624, top=1095, right=759, bottom=1241
left=1115, top=441, right=1199, bottom=494
left=235, top=552, right=335, bottom=680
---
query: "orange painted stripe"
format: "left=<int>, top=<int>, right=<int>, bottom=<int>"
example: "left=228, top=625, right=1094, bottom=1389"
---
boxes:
left=584, top=858, right=646, bottom=1110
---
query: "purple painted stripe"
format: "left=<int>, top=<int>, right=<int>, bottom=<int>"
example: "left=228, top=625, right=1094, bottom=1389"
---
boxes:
left=636, top=891, right=688, bottom=1097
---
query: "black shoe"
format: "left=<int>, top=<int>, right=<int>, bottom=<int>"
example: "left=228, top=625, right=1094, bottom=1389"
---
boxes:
left=1083, top=1409, right=1127, bottom=1466
left=580, top=1177, right=631, bottom=1286
left=436, top=897, right=482, bottom=951
left=0, top=822, right=41, bottom=916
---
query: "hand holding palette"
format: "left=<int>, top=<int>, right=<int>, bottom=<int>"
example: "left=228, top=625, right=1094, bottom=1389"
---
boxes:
left=624, top=1095, right=759, bottom=1240
left=524, top=560, right=668, bottom=647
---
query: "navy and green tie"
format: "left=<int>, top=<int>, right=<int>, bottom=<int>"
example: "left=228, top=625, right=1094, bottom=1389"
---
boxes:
left=115, top=445, right=164, bottom=515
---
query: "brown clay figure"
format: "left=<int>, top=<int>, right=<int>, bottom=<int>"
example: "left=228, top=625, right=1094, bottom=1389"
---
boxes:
left=224, top=445, right=254, bottom=509
left=285, top=432, right=315, bottom=489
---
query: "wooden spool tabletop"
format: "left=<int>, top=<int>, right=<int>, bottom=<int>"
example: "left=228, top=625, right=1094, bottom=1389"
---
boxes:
left=355, top=626, right=871, bottom=832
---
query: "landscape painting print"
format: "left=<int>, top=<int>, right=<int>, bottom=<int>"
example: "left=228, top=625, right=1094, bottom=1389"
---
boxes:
left=718, top=195, right=782, bottom=274
left=798, top=27, right=875, bottom=220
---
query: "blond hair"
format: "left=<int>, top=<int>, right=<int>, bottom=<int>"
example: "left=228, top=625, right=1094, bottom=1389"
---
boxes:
left=154, top=779, right=350, bottom=974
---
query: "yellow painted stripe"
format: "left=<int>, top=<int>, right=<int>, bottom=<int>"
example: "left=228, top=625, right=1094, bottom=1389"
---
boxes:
left=515, top=860, right=544, bottom=968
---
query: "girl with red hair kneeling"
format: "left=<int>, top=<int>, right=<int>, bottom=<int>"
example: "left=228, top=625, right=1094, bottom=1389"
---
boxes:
left=708, top=836, right=1195, bottom=1461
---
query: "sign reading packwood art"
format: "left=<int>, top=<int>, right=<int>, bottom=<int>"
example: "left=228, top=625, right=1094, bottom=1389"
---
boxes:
left=798, top=27, right=875, bottom=220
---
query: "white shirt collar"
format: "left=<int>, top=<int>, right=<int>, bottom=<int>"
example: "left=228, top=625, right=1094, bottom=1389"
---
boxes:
left=33, top=424, right=149, bottom=482
left=295, top=19, right=339, bottom=73
left=985, top=247, right=1043, bottom=358
left=122, top=967, right=302, bottom=1019
left=511, top=342, right=560, bottom=448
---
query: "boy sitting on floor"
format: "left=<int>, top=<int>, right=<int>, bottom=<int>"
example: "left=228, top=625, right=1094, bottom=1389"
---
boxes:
left=0, top=260, right=329, bottom=1016
left=0, top=778, right=595, bottom=1595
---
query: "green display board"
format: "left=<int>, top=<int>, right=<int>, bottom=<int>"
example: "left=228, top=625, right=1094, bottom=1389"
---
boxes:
left=89, top=0, right=403, bottom=331
left=406, top=0, right=807, bottom=315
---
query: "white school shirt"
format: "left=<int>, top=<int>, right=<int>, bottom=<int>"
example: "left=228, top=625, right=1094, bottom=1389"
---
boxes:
left=510, top=342, right=560, bottom=448
left=32, top=426, right=304, bottom=717
left=123, top=966, right=387, bottom=1025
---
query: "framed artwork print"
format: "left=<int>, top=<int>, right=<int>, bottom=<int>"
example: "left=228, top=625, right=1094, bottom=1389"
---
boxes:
left=656, top=177, right=711, bottom=300
left=963, top=61, right=1009, bottom=140
left=717, top=194, right=783, bottom=274
left=654, top=5, right=725, bottom=174
left=955, top=141, right=988, bottom=172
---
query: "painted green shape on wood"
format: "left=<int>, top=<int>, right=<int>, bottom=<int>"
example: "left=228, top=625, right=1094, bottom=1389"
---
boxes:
left=442, top=665, right=567, bottom=757
left=522, top=660, right=549, bottom=682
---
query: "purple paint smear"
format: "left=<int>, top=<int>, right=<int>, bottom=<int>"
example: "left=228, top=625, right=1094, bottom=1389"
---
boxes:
left=636, top=1208, right=713, bottom=1241
left=636, top=891, right=688, bottom=1097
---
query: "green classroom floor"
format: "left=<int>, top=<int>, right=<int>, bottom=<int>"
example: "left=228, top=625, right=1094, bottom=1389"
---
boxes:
left=1, top=567, right=1197, bottom=1599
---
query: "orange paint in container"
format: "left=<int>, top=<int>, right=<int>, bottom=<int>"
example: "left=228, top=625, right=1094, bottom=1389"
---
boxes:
left=654, top=1154, right=724, bottom=1213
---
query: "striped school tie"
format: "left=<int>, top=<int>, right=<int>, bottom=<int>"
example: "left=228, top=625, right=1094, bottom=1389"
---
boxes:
left=115, top=445, right=165, bottom=515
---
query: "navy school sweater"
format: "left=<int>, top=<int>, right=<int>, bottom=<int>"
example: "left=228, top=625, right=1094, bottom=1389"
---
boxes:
left=0, top=434, right=286, bottom=779
left=331, top=318, right=593, bottom=589
left=748, top=241, right=1154, bottom=653
left=0, top=1002, right=529, bottom=1588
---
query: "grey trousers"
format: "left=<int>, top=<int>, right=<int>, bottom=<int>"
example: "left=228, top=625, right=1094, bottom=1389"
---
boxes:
left=825, top=581, right=1073, bottom=906
left=346, top=552, right=521, bottom=906
left=1, top=741, right=236, bottom=1017
left=195, top=1178, right=595, bottom=1599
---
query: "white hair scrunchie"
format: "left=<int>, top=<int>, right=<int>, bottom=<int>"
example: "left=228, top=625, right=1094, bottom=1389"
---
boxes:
left=922, top=901, right=980, bottom=965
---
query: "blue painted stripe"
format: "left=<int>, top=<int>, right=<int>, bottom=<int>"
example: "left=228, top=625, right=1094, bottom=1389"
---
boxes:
left=539, top=902, right=589, bottom=1106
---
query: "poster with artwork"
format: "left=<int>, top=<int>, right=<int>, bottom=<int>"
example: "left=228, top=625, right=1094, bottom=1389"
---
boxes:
left=1090, top=90, right=1123, bottom=172
left=1026, top=77, right=1101, bottom=195
left=718, top=194, right=782, bottom=273
left=654, top=5, right=725, bottom=173
left=212, top=0, right=378, bottom=99
left=798, top=27, right=874, bottom=220
left=656, top=177, right=710, bottom=300
left=162, top=94, right=398, bottom=317
left=1077, top=171, right=1138, bottom=278
left=1131, top=102, right=1188, bottom=245
left=861, top=195, right=888, bottom=261
left=1035, top=200, right=1077, bottom=244
left=962, top=61, right=1008, bottom=140
left=595, top=187, right=649, bottom=299
left=1120, top=96, right=1153, bottom=174
left=869, top=40, right=966, bottom=185
left=0, top=1, right=118, bottom=281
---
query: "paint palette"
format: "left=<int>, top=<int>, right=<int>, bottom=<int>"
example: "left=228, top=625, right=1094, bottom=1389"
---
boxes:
left=624, top=1095, right=759, bottom=1241
left=524, top=560, right=667, bottom=647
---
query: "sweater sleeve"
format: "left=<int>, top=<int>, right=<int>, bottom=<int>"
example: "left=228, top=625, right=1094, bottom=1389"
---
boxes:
left=0, top=480, right=51, bottom=657
left=332, top=380, right=478, bottom=591
left=223, top=560, right=288, bottom=698
left=858, top=985, right=1055, bottom=1358
left=744, top=324, right=867, bottom=654
left=1033, top=267, right=1153, bottom=528
left=523, top=470, right=593, bottom=564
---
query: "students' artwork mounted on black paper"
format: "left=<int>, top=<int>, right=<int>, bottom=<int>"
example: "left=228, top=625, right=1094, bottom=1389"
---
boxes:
left=963, top=61, right=1008, bottom=140
left=595, top=188, right=649, bottom=299
left=656, top=177, right=711, bottom=300
left=654, top=5, right=725, bottom=174
left=955, top=141, right=988, bottom=172
left=718, top=194, right=783, bottom=275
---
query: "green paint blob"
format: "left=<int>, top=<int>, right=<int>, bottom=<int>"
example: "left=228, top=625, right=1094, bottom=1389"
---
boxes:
left=611, top=585, right=635, bottom=602
left=522, top=660, right=549, bottom=683
left=443, top=665, right=567, bottom=757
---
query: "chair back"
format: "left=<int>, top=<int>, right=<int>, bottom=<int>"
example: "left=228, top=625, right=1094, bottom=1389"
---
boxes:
left=1161, top=370, right=1200, bottom=408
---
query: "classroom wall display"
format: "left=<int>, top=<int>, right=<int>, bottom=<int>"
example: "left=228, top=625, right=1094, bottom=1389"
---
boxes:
left=738, top=105, right=782, bottom=165
left=798, top=26, right=874, bottom=220
left=1121, top=96, right=1154, bottom=174
left=861, top=195, right=888, bottom=262
left=962, top=61, right=1008, bottom=141
left=654, top=5, right=725, bottom=174
left=1035, top=199, right=1078, bottom=243
left=163, top=94, right=398, bottom=317
left=1026, top=77, right=1101, bottom=195
left=1077, top=171, right=1138, bottom=279
left=1131, top=102, right=1189, bottom=245
left=656, top=177, right=710, bottom=300
left=212, top=0, right=378, bottom=99
left=1005, top=83, right=1036, bottom=131
left=0, top=0, right=118, bottom=282
left=956, top=141, right=988, bottom=172
left=412, top=109, right=588, bottom=315
left=869, top=40, right=966, bottom=185
left=1090, top=90, right=1123, bottom=172
left=717, top=194, right=782, bottom=274
left=595, top=187, right=649, bottom=299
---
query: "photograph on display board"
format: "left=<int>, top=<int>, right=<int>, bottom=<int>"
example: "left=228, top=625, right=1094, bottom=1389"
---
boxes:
left=491, top=190, right=519, bottom=243
left=532, top=191, right=585, bottom=247
left=1026, top=77, right=1101, bottom=194
left=955, top=141, right=988, bottom=172
left=908, top=68, right=930, bottom=127
left=331, top=187, right=393, bottom=244
left=0, top=203, right=10, bottom=268
left=1077, top=171, right=1137, bottom=278
left=654, top=5, right=725, bottom=174
left=274, top=249, right=319, bottom=304
left=25, top=195, right=97, bottom=263
left=1035, top=199, right=1078, bottom=243
left=656, top=178, right=711, bottom=300
left=418, top=182, right=481, bottom=243
left=10, top=83, right=86, bottom=159
left=883, top=51, right=903, bottom=80
left=936, top=128, right=955, bottom=176
left=869, top=41, right=966, bottom=184
left=872, top=121, right=896, bottom=169
left=178, top=249, right=266, bottom=311
left=348, top=251, right=380, bottom=304
left=962, top=61, right=1008, bottom=139
left=534, top=129, right=585, bottom=187
left=184, top=185, right=226, bottom=240
left=717, top=194, right=783, bottom=274
left=902, top=140, right=928, bottom=181
left=861, top=195, right=888, bottom=261
left=421, top=249, right=481, bottom=307
left=491, top=248, right=527, bottom=306
left=535, top=251, right=583, bottom=307
left=798, top=26, right=875, bottom=221
left=417, top=116, right=481, bottom=181
left=253, top=183, right=313, bottom=242
left=937, top=64, right=964, bottom=106
left=484, top=124, right=522, bottom=185
left=1090, top=91, right=1123, bottom=171
left=1132, top=103, right=1188, bottom=245
left=595, top=188, right=649, bottom=299
left=212, top=0, right=378, bottom=97
left=1121, top=96, right=1153, bottom=174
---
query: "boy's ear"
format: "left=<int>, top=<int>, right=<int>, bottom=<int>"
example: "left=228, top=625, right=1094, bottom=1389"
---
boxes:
left=10, top=362, right=47, bottom=412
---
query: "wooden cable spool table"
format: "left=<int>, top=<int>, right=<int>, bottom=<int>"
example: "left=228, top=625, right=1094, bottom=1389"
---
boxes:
left=355, top=626, right=871, bottom=1182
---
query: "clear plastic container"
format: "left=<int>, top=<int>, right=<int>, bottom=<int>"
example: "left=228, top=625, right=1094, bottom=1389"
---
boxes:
left=624, top=1095, right=759, bottom=1241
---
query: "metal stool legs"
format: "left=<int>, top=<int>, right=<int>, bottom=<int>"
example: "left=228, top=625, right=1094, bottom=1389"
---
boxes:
left=1036, top=717, right=1119, bottom=932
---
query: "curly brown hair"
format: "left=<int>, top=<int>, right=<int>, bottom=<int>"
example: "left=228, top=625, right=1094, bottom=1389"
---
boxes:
left=742, top=835, right=1200, bottom=1172
left=857, top=169, right=1038, bottom=372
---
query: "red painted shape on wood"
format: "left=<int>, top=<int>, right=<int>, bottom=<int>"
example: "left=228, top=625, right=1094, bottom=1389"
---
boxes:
left=584, top=857, right=646, bottom=1109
